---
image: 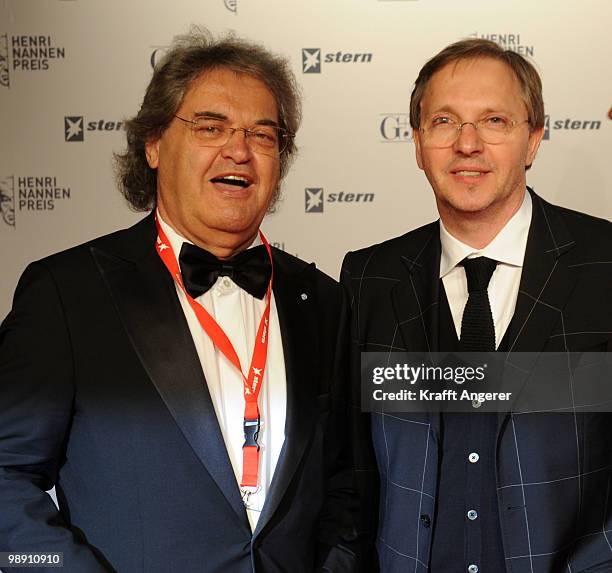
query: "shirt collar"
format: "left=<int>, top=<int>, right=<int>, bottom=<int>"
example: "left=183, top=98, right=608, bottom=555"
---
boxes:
left=439, top=190, right=532, bottom=279
left=156, top=209, right=261, bottom=259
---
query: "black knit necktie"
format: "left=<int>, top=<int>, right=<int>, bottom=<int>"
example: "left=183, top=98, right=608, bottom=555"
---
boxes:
left=459, top=257, right=498, bottom=352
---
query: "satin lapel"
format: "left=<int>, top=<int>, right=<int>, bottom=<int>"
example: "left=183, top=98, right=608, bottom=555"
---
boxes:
left=92, top=216, right=249, bottom=533
left=391, top=224, right=441, bottom=354
left=253, top=250, right=318, bottom=538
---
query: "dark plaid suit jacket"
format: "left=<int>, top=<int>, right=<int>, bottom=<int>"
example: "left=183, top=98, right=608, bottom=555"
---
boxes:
left=342, top=190, right=612, bottom=573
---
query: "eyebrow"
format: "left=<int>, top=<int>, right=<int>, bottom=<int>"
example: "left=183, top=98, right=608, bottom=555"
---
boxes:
left=193, top=111, right=227, bottom=120
left=254, top=118, right=281, bottom=128
left=428, top=105, right=511, bottom=116
left=193, top=111, right=280, bottom=128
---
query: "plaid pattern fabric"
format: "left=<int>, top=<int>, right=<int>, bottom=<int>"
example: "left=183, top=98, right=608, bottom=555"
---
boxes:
left=342, top=191, right=612, bottom=572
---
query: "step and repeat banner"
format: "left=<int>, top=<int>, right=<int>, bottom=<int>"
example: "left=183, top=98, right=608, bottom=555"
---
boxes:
left=1, top=0, right=610, bottom=317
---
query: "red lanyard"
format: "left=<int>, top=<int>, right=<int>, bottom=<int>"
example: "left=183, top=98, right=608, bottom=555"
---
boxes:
left=155, top=215, right=273, bottom=488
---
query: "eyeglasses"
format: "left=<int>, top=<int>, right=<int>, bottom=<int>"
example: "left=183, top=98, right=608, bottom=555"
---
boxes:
left=174, top=115, right=293, bottom=156
left=419, top=115, right=530, bottom=147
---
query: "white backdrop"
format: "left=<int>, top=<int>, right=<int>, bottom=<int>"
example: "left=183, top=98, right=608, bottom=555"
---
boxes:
left=1, top=0, right=610, bottom=318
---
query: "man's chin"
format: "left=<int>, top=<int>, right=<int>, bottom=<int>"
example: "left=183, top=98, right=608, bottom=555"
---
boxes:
left=211, top=209, right=264, bottom=235
left=438, top=189, right=496, bottom=216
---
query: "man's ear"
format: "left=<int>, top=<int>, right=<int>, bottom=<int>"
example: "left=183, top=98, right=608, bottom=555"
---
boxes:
left=145, top=139, right=160, bottom=169
left=525, top=126, right=544, bottom=168
left=413, top=129, right=424, bottom=170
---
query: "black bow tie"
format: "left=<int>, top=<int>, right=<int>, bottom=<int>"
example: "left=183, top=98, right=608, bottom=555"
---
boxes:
left=178, top=242, right=272, bottom=300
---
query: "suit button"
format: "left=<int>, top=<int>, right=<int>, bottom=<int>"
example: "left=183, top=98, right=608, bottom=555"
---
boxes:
left=468, top=452, right=480, bottom=463
left=467, top=509, right=478, bottom=520
left=468, top=564, right=479, bottom=573
left=420, top=514, right=431, bottom=528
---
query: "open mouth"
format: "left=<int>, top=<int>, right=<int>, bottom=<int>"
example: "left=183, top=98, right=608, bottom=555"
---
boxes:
left=210, top=175, right=252, bottom=188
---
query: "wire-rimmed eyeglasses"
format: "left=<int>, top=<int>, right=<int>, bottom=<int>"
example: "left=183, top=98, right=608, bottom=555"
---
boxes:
left=419, top=115, right=530, bottom=147
left=174, top=115, right=293, bottom=156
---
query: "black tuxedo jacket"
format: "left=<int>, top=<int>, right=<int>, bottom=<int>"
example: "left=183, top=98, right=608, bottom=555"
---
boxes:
left=341, top=191, right=612, bottom=572
left=0, top=214, right=357, bottom=573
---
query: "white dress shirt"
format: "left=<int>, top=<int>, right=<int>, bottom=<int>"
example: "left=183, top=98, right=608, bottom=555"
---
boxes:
left=439, top=190, right=532, bottom=348
left=158, top=213, right=287, bottom=531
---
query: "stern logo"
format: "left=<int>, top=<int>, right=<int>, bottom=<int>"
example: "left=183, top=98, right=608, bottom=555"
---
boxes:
left=64, top=116, right=84, bottom=141
left=302, top=47, right=372, bottom=73
left=305, top=188, right=324, bottom=212
left=305, top=187, right=375, bottom=213
left=543, top=114, right=602, bottom=140
left=0, top=176, right=15, bottom=228
left=64, top=115, right=123, bottom=141
left=302, top=49, right=321, bottom=73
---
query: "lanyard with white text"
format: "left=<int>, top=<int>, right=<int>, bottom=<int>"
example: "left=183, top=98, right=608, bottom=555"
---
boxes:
left=155, top=215, right=273, bottom=488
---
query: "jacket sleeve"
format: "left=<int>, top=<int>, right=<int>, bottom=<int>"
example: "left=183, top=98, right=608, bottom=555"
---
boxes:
left=338, top=252, right=380, bottom=572
left=0, top=262, right=112, bottom=573
left=312, top=276, right=362, bottom=572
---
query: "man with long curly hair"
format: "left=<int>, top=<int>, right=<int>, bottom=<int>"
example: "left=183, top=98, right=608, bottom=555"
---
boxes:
left=0, top=29, right=358, bottom=573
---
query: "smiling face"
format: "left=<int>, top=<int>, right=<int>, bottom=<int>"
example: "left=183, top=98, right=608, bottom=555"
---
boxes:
left=413, top=57, right=543, bottom=226
left=145, top=67, right=281, bottom=257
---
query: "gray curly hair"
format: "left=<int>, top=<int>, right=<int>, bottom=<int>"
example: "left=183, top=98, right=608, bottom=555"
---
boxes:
left=114, top=28, right=301, bottom=211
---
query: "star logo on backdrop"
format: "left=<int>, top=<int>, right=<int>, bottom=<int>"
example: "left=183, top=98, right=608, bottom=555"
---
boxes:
left=302, top=48, right=321, bottom=73
left=305, top=188, right=324, bottom=213
left=64, top=116, right=84, bottom=142
left=253, top=367, right=262, bottom=376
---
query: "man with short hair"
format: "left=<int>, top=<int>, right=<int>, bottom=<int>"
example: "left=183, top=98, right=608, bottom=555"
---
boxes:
left=0, top=30, right=357, bottom=572
left=343, top=39, right=612, bottom=572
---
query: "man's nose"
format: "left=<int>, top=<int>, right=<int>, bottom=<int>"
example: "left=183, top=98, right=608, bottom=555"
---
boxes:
left=221, top=128, right=252, bottom=162
left=453, top=122, right=484, bottom=155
